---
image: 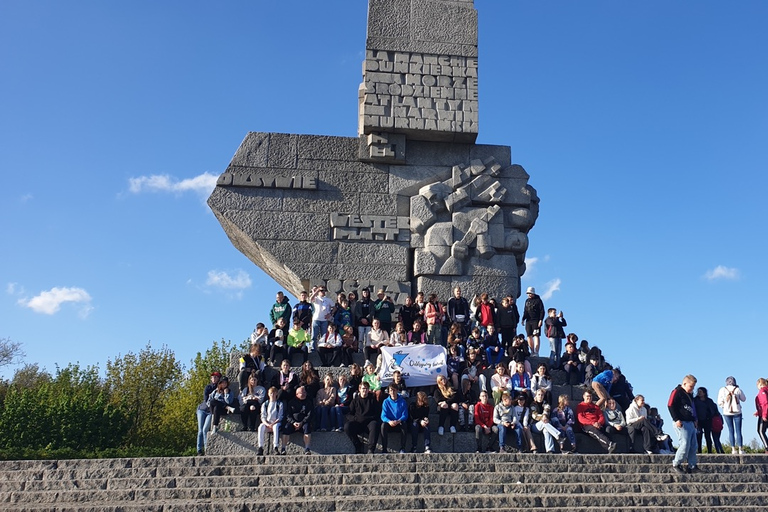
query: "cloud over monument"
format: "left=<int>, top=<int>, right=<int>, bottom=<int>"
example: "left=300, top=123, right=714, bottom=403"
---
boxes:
left=128, top=172, right=218, bottom=196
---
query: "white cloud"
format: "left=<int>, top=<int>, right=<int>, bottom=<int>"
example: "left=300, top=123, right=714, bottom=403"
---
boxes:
left=6, top=282, right=18, bottom=295
left=206, top=270, right=252, bottom=291
left=704, top=265, right=740, bottom=281
left=128, top=172, right=218, bottom=196
left=540, top=278, right=562, bottom=301
left=524, top=255, right=550, bottom=275
left=18, top=286, right=93, bottom=316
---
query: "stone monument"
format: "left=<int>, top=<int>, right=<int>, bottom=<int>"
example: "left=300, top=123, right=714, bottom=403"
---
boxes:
left=207, top=0, right=539, bottom=302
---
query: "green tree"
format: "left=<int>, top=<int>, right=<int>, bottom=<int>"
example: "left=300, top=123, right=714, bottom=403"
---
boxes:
left=105, top=343, right=182, bottom=448
left=155, top=338, right=235, bottom=452
left=0, top=364, right=128, bottom=453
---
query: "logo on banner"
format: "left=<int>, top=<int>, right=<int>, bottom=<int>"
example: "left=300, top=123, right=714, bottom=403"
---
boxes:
left=380, top=345, right=447, bottom=387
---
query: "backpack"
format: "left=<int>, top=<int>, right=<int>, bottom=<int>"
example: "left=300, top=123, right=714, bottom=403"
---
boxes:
left=712, top=413, right=723, bottom=433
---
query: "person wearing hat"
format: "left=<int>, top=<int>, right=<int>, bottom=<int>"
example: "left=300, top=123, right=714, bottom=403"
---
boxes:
left=196, top=371, right=221, bottom=455
left=521, top=286, right=544, bottom=357
left=717, top=376, right=747, bottom=454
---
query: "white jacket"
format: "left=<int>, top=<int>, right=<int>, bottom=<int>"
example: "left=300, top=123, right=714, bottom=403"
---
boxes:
left=717, top=385, right=746, bottom=416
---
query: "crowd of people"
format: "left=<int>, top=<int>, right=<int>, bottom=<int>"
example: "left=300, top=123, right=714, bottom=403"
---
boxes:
left=194, top=285, right=768, bottom=461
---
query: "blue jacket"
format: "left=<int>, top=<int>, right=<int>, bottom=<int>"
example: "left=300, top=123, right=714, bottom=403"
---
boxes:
left=593, top=370, right=614, bottom=392
left=381, top=396, right=408, bottom=423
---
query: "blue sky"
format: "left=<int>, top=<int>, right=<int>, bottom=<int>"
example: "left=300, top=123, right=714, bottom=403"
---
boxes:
left=2, top=1, right=767, bottom=444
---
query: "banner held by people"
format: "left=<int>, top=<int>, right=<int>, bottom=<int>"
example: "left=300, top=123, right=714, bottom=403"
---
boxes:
left=379, top=345, right=447, bottom=387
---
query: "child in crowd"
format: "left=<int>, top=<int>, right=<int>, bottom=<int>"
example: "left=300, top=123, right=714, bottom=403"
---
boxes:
left=511, top=361, right=533, bottom=404
left=465, top=327, right=484, bottom=359
left=561, top=341, right=582, bottom=386
left=446, top=322, right=465, bottom=352
left=434, top=374, right=460, bottom=435
left=603, top=398, right=627, bottom=435
left=513, top=393, right=536, bottom=452
left=508, top=334, right=531, bottom=375
left=391, top=370, right=409, bottom=398
left=408, top=320, right=426, bottom=344
left=314, top=374, right=337, bottom=432
left=474, top=390, right=496, bottom=453
left=492, top=392, right=518, bottom=452
left=287, top=318, right=310, bottom=365
left=239, top=372, right=266, bottom=432
left=648, top=407, right=673, bottom=453
left=268, top=317, right=288, bottom=366
left=483, top=324, right=504, bottom=367
left=317, top=324, right=342, bottom=367
left=362, top=362, right=382, bottom=400
left=348, top=363, right=363, bottom=394
left=553, top=394, right=577, bottom=453
left=491, top=363, right=512, bottom=405
left=447, top=344, right=464, bottom=390
left=543, top=308, right=567, bottom=367
left=461, top=349, right=485, bottom=403
left=530, top=387, right=565, bottom=453
left=409, top=391, right=432, bottom=453
left=340, top=325, right=358, bottom=367
left=531, top=362, right=553, bottom=406
left=257, top=387, right=283, bottom=456
left=390, top=322, right=408, bottom=346
left=334, top=298, right=353, bottom=332
left=333, top=374, right=352, bottom=432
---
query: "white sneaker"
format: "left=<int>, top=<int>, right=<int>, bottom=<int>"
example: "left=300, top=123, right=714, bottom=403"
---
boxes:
left=424, top=447, right=432, bottom=454
left=438, top=426, right=444, bottom=436
left=738, top=447, right=744, bottom=455
left=450, top=426, right=457, bottom=434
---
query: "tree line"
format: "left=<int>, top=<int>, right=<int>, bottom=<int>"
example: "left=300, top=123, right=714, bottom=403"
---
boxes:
left=0, top=337, right=238, bottom=460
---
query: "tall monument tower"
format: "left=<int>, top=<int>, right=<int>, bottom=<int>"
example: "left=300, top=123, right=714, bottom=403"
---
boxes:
left=208, top=0, right=539, bottom=302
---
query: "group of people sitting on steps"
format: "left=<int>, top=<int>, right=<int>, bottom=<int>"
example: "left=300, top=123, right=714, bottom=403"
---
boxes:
left=197, top=285, right=678, bottom=456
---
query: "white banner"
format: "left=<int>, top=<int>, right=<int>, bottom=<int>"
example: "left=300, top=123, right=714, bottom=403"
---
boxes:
left=379, top=345, right=447, bottom=388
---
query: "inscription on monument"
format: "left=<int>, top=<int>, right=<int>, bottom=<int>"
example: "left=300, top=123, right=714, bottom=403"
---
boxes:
left=217, top=172, right=318, bottom=190
left=331, top=213, right=410, bottom=242
left=362, top=50, right=478, bottom=134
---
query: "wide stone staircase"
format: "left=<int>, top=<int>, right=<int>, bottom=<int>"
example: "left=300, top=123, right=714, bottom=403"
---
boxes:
left=1, top=452, right=767, bottom=511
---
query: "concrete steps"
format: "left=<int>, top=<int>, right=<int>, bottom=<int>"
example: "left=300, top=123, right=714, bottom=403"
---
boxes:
left=2, top=453, right=767, bottom=511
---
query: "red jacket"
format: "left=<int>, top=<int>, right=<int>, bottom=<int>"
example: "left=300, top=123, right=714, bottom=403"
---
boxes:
left=756, top=385, right=768, bottom=421
left=576, top=402, right=605, bottom=427
left=474, top=401, right=494, bottom=429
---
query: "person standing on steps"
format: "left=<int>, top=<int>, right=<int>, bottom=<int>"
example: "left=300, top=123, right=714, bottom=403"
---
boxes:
left=717, top=376, right=747, bottom=454
left=521, top=287, right=544, bottom=357
left=668, top=374, right=700, bottom=474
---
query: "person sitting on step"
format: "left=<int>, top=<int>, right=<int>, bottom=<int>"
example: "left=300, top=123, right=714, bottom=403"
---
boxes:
left=409, top=391, right=432, bottom=453
left=239, top=371, right=266, bottom=432
left=281, top=385, right=314, bottom=455
left=257, top=387, right=283, bottom=456
left=344, top=381, right=380, bottom=454
left=434, top=374, right=460, bottom=435
left=530, top=387, right=566, bottom=453
left=474, top=390, right=495, bottom=453
left=576, top=390, right=616, bottom=453
left=380, top=383, right=408, bottom=454
left=314, top=374, right=337, bottom=432
left=553, top=394, right=577, bottom=453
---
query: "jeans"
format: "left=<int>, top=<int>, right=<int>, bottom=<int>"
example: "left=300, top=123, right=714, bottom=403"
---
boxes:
left=332, top=406, right=349, bottom=431
left=723, top=413, right=743, bottom=448
left=196, top=409, right=212, bottom=453
left=673, top=420, right=698, bottom=468
left=357, top=326, right=371, bottom=351
left=411, top=421, right=432, bottom=451
left=548, top=337, right=562, bottom=367
left=311, top=320, right=328, bottom=349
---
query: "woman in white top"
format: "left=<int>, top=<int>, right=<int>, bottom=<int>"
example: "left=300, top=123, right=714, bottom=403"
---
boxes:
left=717, top=376, right=747, bottom=454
